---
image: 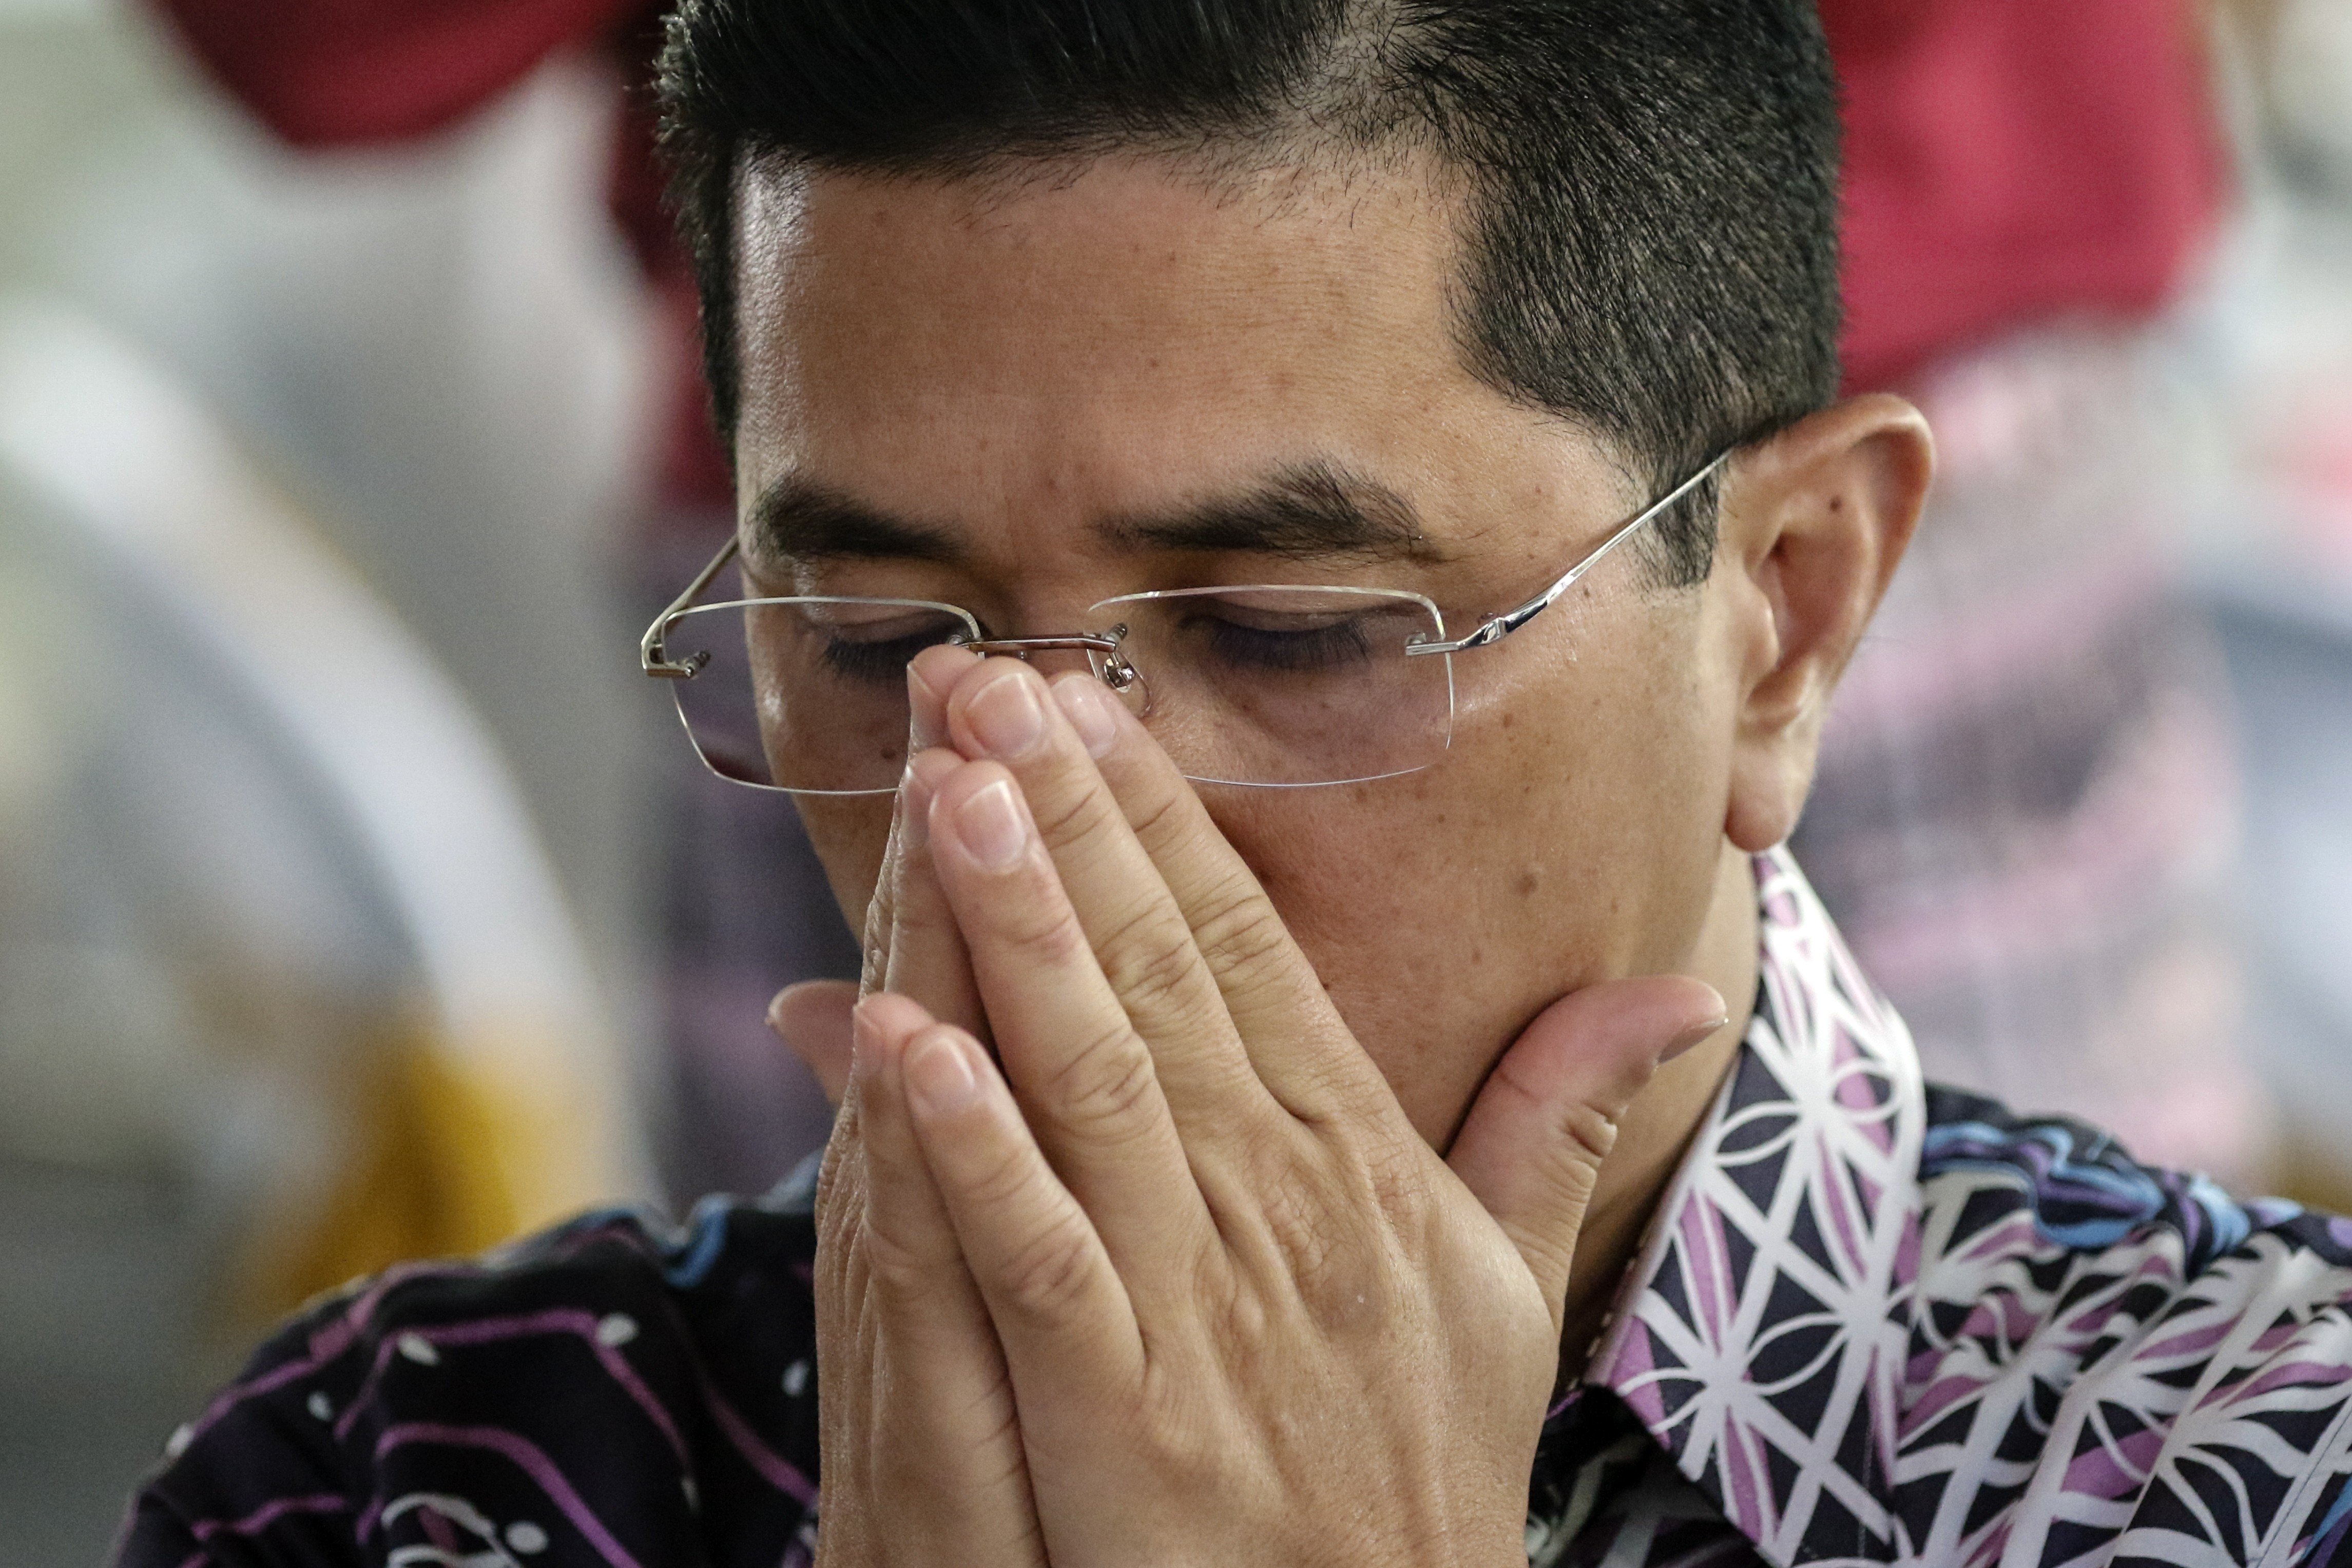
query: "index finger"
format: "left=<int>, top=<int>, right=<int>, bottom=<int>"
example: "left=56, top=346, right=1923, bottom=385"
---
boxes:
left=859, top=644, right=980, bottom=1001
left=1041, top=672, right=1396, bottom=1127
left=878, top=748, right=986, bottom=1036
left=936, top=659, right=1274, bottom=1140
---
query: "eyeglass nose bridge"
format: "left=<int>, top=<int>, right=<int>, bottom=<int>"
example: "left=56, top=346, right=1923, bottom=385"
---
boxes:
left=950, top=626, right=1141, bottom=692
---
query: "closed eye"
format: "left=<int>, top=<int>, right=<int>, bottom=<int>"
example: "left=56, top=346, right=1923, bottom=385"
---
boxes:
left=796, top=607, right=972, bottom=686
left=1190, top=612, right=1376, bottom=673
left=820, top=628, right=954, bottom=685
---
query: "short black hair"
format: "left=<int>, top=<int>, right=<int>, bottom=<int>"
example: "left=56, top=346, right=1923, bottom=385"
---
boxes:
left=657, top=0, right=1842, bottom=585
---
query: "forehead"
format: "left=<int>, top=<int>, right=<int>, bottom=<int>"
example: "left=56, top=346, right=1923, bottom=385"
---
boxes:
left=725, top=156, right=1628, bottom=571
left=737, top=156, right=1457, bottom=405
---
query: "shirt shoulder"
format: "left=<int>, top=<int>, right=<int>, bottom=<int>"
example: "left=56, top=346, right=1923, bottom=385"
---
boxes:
left=114, top=1167, right=823, bottom=1568
left=1904, top=1087, right=2352, bottom=1567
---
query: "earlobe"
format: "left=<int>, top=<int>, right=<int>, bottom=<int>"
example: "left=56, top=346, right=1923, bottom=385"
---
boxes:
left=1720, top=394, right=1935, bottom=852
left=1726, top=732, right=1818, bottom=853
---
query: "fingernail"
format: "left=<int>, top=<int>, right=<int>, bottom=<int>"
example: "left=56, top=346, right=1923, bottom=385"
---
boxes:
left=908, top=664, right=944, bottom=749
left=965, top=671, right=1045, bottom=759
left=907, top=647, right=972, bottom=750
left=954, top=778, right=1029, bottom=869
left=904, top=1030, right=979, bottom=1115
left=1053, top=675, right=1122, bottom=759
left=1662, top=1015, right=1731, bottom=1064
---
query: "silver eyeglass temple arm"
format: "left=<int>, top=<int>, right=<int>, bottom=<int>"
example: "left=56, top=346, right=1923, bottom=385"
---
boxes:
left=643, top=535, right=743, bottom=677
left=1403, top=450, right=1731, bottom=657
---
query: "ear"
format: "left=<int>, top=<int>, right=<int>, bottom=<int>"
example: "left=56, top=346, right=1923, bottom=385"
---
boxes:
left=1719, top=393, right=1934, bottom=853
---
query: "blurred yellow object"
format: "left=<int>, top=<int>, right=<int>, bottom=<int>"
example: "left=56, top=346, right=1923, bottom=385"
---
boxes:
left=2277, top=1140, right=2352, bottom=1221
left=235, top=1021, right=617, bottom=1319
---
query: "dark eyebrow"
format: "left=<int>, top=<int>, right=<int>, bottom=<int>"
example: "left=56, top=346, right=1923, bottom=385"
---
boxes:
left=1097, top=463, right=1440, bottom=564
left=748, top=463, right=1438, bottom=567
left=747, top=475, right=965, bottom=564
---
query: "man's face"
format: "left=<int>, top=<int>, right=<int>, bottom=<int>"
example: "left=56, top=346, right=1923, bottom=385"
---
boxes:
left=731, top=157, right=1749, bottom=1145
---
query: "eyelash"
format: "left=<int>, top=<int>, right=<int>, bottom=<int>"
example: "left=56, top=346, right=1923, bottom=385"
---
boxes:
left=1191, top=614, right=1374, bottom=672
left=813, top=607, right=1384, bottom=684
left=820, top=627, right=961, bottom=685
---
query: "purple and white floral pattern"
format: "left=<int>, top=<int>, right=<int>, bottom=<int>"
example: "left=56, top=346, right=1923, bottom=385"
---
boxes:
left=1550, top=851, right=2352, bottom=1567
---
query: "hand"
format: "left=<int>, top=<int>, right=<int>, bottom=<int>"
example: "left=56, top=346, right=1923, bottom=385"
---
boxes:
left=872, top=650, right=1725, bottom=1568
left=770, top=643, right=989, bottom=1104
left=775, top=649, right=1046, bottom=1568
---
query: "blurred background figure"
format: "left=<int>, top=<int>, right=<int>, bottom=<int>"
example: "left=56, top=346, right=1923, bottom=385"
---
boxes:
left=0, top=1, right=659, bottom=1555
left=4, top=0, right=2352, bottom=1561
left=1797, top=0, right=2352, bottom=1208
left=138, top=0, right=863, bottom=1209
left=1794, top=0, right=2271, bottom=1187
left=2198, top=0, right=2352, bottom=1211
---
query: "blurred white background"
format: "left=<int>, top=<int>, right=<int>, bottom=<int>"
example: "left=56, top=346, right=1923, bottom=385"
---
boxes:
left=0, top=1, right=665, bottom=1556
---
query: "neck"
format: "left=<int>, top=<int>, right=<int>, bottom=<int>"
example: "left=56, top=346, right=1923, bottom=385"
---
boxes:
left=1555, top=841, right=1759, bottom=1380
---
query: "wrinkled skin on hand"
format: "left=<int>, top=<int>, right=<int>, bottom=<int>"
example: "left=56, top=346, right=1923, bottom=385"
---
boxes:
left=787, top=647, right=1724, bottom=1568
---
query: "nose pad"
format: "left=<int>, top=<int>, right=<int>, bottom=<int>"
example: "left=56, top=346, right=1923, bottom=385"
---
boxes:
left=1087, top=653, right=1148, bottom=717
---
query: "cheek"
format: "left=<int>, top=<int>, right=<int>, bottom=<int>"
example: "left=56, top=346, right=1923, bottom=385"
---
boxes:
left=790, top=796, right=898, bottom=943
left=1206, top=633, right=1728, bottom=1144
left=1208, top=780, right=1568, bottom=1144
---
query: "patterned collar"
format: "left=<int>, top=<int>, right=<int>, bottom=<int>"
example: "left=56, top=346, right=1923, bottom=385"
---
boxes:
left=1582, top=845, right=1926, bottom=1563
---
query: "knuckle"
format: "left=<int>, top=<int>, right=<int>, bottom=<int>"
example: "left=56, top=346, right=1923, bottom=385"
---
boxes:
left=1025, top=772, right=1114, bottom=851
left=856, top=1211, right=934, bottom=1300
left=882, top=898, right=960, bottom=975
left=1132, top=1372, right=1225, bottom=1486
left=973, top=893, right=1082, bottom=982
left=960, top=1135, right=1046, bottom=1211
left=1241, top=1132, right=1433, bottom=1327
left=1123, top=784, right=1191, bottom=855
left=995, top=1208, right=1102, bottom=1323
left=1209, top=1272, right=1272, bottom=1351
left=1040, top=1022, right=1162, bottom=1139
left=993, top=894, right=1091, bottom=969
left=1355, top=1128, right=1431, bottom=1218
left=1273, top=1193, right=1394, bottom=1328
left=1190, top=881, right=1293, bottom=989
left=1557, top=1100, right=1622, bottom=1170
left=1251, top=1143, right=1375, bottom=1290
left=1483, top=1054, right=1620, bottom=1169
left=1255, top=1169, right=1336, bottom=1287
left=1094, top=903, right=1206, bottom=1022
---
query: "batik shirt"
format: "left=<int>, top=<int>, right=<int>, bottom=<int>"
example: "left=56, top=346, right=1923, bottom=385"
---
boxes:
left=116, top=849, right=2352, bottom=1568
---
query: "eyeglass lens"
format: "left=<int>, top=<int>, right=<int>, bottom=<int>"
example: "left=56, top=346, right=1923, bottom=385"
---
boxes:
left=662, top=586, right=1455, bottom=793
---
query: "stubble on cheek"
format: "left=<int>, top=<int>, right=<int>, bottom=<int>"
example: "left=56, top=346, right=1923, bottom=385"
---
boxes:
left=1210, top=776, right=1549, bottom=1142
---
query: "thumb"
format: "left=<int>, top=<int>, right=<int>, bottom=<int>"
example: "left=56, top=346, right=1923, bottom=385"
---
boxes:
left=769, top=979, right=861, bottom=1108
left=1447, top=975, right=1727, bottom=1326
